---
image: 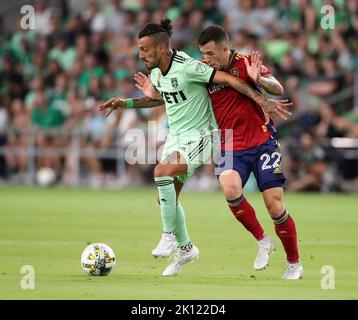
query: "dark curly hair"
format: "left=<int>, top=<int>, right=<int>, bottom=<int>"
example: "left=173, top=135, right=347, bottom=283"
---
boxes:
left=138, top=19, right=173, bottom=46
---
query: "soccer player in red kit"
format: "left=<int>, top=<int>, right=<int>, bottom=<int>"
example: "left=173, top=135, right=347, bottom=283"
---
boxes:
left=198, top=25, right=303, bottom=280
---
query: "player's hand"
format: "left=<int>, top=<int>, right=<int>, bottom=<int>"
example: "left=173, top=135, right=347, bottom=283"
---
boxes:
left=97, top=97, right=126, bottom=117
left=244, top=51, right=261, bottom=84
left=262, top=99, right=293, bottom=121
left=134, top=72, right=161, bottom=100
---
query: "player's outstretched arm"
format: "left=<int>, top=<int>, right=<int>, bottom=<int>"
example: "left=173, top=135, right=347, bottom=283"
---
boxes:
left=97, top=73, right=164, bottom=117
left=98, top=96, right=164, bottom=117
left=97, top=98, right=124, bottom=117
left=213, top=71, right=292, bottom=120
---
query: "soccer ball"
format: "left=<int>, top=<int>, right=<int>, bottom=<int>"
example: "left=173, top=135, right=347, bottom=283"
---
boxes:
left=36, top=167, right=56, bottom=187
left=81, top=243, right=116, bottom=276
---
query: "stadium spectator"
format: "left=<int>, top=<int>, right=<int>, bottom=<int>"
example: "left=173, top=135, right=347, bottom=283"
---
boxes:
left=0, top=100, right=7, bottom=179
left=0, top=0, right=357, bottom=190
left=31, top=89, right=66, bottom=176
left=33, top=0, right=54, bottom=36
left=285, top=131, right=327, bottom=192
left=4, top=98, right=29, bottom=182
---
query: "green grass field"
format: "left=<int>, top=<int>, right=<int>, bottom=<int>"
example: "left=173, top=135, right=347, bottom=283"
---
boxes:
left=0, top=186, right=357, bottom=300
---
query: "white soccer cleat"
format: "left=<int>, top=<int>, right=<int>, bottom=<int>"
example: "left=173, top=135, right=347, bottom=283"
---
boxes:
left=151, top=233, right=177, bottom=258
left=281, top=262, right=304, bottom=280
left=162, top=245, right=199, bottom=276
left=253, top=235, right=276, bottom=270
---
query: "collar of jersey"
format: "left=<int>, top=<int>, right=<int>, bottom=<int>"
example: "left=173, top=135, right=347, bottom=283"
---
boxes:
left=224, top=49, right=237, bottom=72
left=161, top=49, right=177, bottom=77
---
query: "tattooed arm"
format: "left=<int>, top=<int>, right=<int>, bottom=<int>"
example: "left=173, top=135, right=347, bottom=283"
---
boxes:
left=213, top=70, right=266, bottom=105
left=213, top=70, right=291, bottom=118
left=132, top=96, right=164, bottom=108
left=258, top=74, right=284, bottom=96
left=97, top=73, right=164, bottom=118
left=97, top=96, right=164, bottom=117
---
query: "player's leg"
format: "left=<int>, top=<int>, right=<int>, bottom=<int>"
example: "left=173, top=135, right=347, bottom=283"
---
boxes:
left=173, top=179, right=191, bottom=248
left=152, top=152, right=187, bottom=258
left=160, top=177, right=199, bottom=276
left=219, top=169, right=265, bottom=242
left=262, top=187, right=303, bottom=280
left=152, top=150, right=199, bottom=273
left=162, top=184, right=199, bottom=276
left=218, top=152, right=275, bottom=270
left=152, top=177, right=191, bottom=258
left=254, top=138, right=303, bottom=279
left=161, top=134, right=213, bottom=276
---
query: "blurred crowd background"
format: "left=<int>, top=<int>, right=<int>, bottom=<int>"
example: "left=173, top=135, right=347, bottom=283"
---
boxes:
left=0, top=0, right=358, bottom=192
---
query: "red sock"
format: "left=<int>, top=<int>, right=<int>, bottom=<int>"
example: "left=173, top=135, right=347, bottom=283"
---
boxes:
left=227, top=195, right=265, bottom=241
left=273, top=210, right=300, bottom=263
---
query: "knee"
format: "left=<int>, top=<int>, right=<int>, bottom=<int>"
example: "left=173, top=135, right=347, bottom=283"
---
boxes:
left=222, top=184, right=241, bottom=200
left=219, top=171, right=242, bottom=200
left=154, top=163, right=182, bottom=178
left=265, top=195, right=285, bottom=217
left=154, top=164, right=167, bottom=178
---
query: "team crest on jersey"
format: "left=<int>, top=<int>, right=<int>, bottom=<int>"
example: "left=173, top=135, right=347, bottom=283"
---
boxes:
left=195, top=62, right=207, bottom=73
left=230, top=68, right=239, bottom=77
left=171, top=77, right=178, bottom=88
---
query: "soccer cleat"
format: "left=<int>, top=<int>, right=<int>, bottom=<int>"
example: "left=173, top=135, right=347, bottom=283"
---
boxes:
left=162, top=245, right=199, bottom=276
left=151, top=233, right=177, bottom=258
left=281, top=262, right=304, bottom=280
left=253, top=235, right=276, bottom=270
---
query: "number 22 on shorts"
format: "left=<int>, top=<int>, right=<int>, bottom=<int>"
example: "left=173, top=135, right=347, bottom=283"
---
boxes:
left=260, top=152, right=281, bottom=170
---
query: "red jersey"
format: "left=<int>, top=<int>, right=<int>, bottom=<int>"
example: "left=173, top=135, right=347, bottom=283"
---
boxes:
left=208, top=50, right=272, bottom=151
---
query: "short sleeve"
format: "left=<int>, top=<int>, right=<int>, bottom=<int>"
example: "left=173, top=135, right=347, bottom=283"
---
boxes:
left=183, top=59, right=216, bottom=84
